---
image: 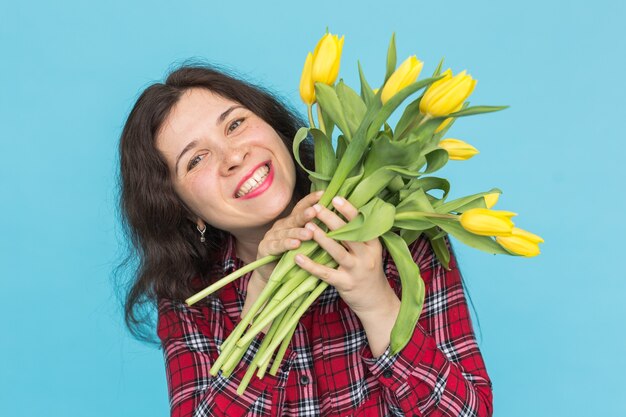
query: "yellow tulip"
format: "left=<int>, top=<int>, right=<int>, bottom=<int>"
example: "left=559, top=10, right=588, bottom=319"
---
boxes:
left=483, top=193, right=500, bottom=209
left=381, top=55, right=424, bottom=104
left=299, top=52, right=315, bottom=104
left=311, top=33, right=345, bottom=85
left=496, top=227, right=544, bottom=257
left=439, top=138, right=479, bottom=160
left=373, top=88, right=379, bottom=94
left=420, top=69, right=477, bottom=117
left=434, top=116, right=454, bottom=133
left=459, top=208, right=517, bottom=236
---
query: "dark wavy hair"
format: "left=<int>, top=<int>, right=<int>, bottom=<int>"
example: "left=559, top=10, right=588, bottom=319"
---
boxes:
left=115, top=63, right=315, bottom=345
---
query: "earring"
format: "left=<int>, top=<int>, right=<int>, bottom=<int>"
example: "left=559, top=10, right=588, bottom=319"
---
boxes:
left=197, top=224, right=207, bottom=243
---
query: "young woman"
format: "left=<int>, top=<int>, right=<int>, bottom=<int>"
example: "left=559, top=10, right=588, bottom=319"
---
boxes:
left=118, top=65, right=493, bottom=416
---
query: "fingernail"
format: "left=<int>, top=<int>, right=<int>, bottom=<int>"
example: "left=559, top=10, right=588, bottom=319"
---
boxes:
left=316, top=190, right=324, bottom=196
left=295, top=254, right=305, bottom=263
left=305, top=222, right=315, bottom=231
left=332, top=196, right=344, bottom=206
left=313, top=204, right=322, bottom=213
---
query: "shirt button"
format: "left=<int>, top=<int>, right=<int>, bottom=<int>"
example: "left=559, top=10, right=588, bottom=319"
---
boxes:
left=300, top=375, right=310, bottom=385
left=382, top=369, right=393, bottom=378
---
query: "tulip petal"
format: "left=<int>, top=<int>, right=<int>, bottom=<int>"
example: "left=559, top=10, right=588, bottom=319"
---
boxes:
left=496, top=235, right=541, bottom=257
left=459, top=208, right=517, bottom=236
left=484, top=193, right=500, bottom=209
left=299, top=52, right=315, bottom=104
left=511, top=227, right=544, bottom=243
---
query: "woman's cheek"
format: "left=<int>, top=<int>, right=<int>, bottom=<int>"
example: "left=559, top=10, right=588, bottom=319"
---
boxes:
left=187, top=171, right=221, bottom=205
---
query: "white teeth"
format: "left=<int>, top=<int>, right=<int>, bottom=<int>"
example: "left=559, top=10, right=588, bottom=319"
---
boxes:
left=236, top=164, right=270, bottom=198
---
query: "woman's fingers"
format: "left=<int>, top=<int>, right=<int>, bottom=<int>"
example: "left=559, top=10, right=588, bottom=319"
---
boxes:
left=312, top=203, right=345, bottom=230
left=313, top=197, right=372, bottom=256
left=330, top=196, right=359, bottom=222
left=304, top=222, right=355, bottom=269
left=295, top=252, right=342, bottom=287
left=273, top=226, right=312, bottom=241
left=282, top=194, right=322, bottom=229
left=294, top=190, right=324, bottom=210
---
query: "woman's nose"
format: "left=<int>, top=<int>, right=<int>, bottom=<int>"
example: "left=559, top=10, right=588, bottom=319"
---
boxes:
left=220, top=147, right=249, bottom=176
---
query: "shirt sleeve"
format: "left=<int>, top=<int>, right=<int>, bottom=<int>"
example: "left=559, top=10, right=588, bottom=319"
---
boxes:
left=157, top=298, right=289, bottom=417
left=359, top=235, right=494, bottom=417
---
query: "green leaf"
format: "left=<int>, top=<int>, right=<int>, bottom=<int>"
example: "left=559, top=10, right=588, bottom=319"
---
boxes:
left=400, top=229, right=423, bottom=246
left=380, top=231, right=425, bottom=355
left=447, top=105, right=509, bottom=118
left=424, top=227, right=450, bottom=270
left=393, top=188, right=438, bottom=231
left=293, top=127, right=332, bottom=181
left=349, top=165, right=418, bottom=208
left=363, top=134, right=425, bottom=177
left=336, top=134, right=348, bottom=160
left=337, top=163, right=364, bottom=198
left=410, top=117, right=444, bottom=148
left=432, top=57, right=445, bottom=77
left=435, top=188, right=502, bottom=214
left=336, top=80, right=367, bottom=137
left=357, top=60, right=377, bottom=108
left=327, top=197, right=396, bottom=241
left=309, top=176, right=328, bottom=193
left=393, top=97, right=424, bottom=141
left=387, top=175, right=405, bottom=193
left=310, top=128, right=337, bottom=178
left=315, top=83, right=352, bottom=140
left=427, top=218, right=510, bottom=254
left=412, top=177, right=450, bottom=201
left=384, top=32, right=397, bottom=84
left=422, top=148, right=449, bottom=174
left=319, top=105, right=335, bottom=139
left=396, top=187, right=435, bottom=213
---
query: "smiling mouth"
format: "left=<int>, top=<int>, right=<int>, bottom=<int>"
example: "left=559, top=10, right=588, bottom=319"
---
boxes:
left=235, top=162, right=272, bottom=198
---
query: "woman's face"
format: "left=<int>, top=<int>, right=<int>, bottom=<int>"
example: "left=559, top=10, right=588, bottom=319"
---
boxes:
left=155, top=87, right=297, bottom=237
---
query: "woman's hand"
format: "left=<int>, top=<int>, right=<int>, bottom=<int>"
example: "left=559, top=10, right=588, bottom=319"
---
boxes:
left=254, top=190, right=324, bottom=283
left=293, top=196, right=399, bottom=319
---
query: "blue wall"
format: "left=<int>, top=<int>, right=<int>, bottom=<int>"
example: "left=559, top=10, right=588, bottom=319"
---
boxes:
left=2, top=0, right=624, bottom=415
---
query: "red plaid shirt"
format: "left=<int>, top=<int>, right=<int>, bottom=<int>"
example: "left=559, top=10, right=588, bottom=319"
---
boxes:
left=157, top=232, right=493, bottom=416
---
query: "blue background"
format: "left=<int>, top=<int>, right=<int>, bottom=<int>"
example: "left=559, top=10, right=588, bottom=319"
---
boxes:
left=2, top=0, right=625, bottom=416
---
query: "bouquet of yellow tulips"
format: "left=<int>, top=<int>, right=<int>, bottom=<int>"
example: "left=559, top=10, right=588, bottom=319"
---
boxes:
left=186, top=31, right=544, bottom=395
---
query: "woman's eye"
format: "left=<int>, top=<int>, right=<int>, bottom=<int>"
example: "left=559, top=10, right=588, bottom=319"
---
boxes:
left=187, top=154, right=204, bottom=171
left=228, top=118, right=244, bottom=134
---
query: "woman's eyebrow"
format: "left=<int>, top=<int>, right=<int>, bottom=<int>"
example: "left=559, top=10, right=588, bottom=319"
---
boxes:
left=175, top=139, right=199, bottom=174
left=217, top=105, right=244, bottom=126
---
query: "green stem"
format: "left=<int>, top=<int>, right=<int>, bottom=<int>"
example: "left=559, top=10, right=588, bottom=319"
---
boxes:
left=254, top=279, right=331, bottom=366
left=269, top=316, right=300, bottom=376
left=396, top=113, right=425, bottom=140
left=209, top=280, right=280, bottom=376
left=237, top=276, right=319, bottom=347
left=394, top=211, right=458, bottom=221
left=186, top=255, right=279, bottom=306
left=262, top=294, right=306, bottom=378
left=221, top=336, right=254, bottom=377
left=417, top=113, right=431, bottom=127
left=316, top=103, right=327, bottom=135
left=307, top=103, right=317, bottom=129
left=236, top=306, right=290, bottom=395
left=253, top=248, right=332, bottom=325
